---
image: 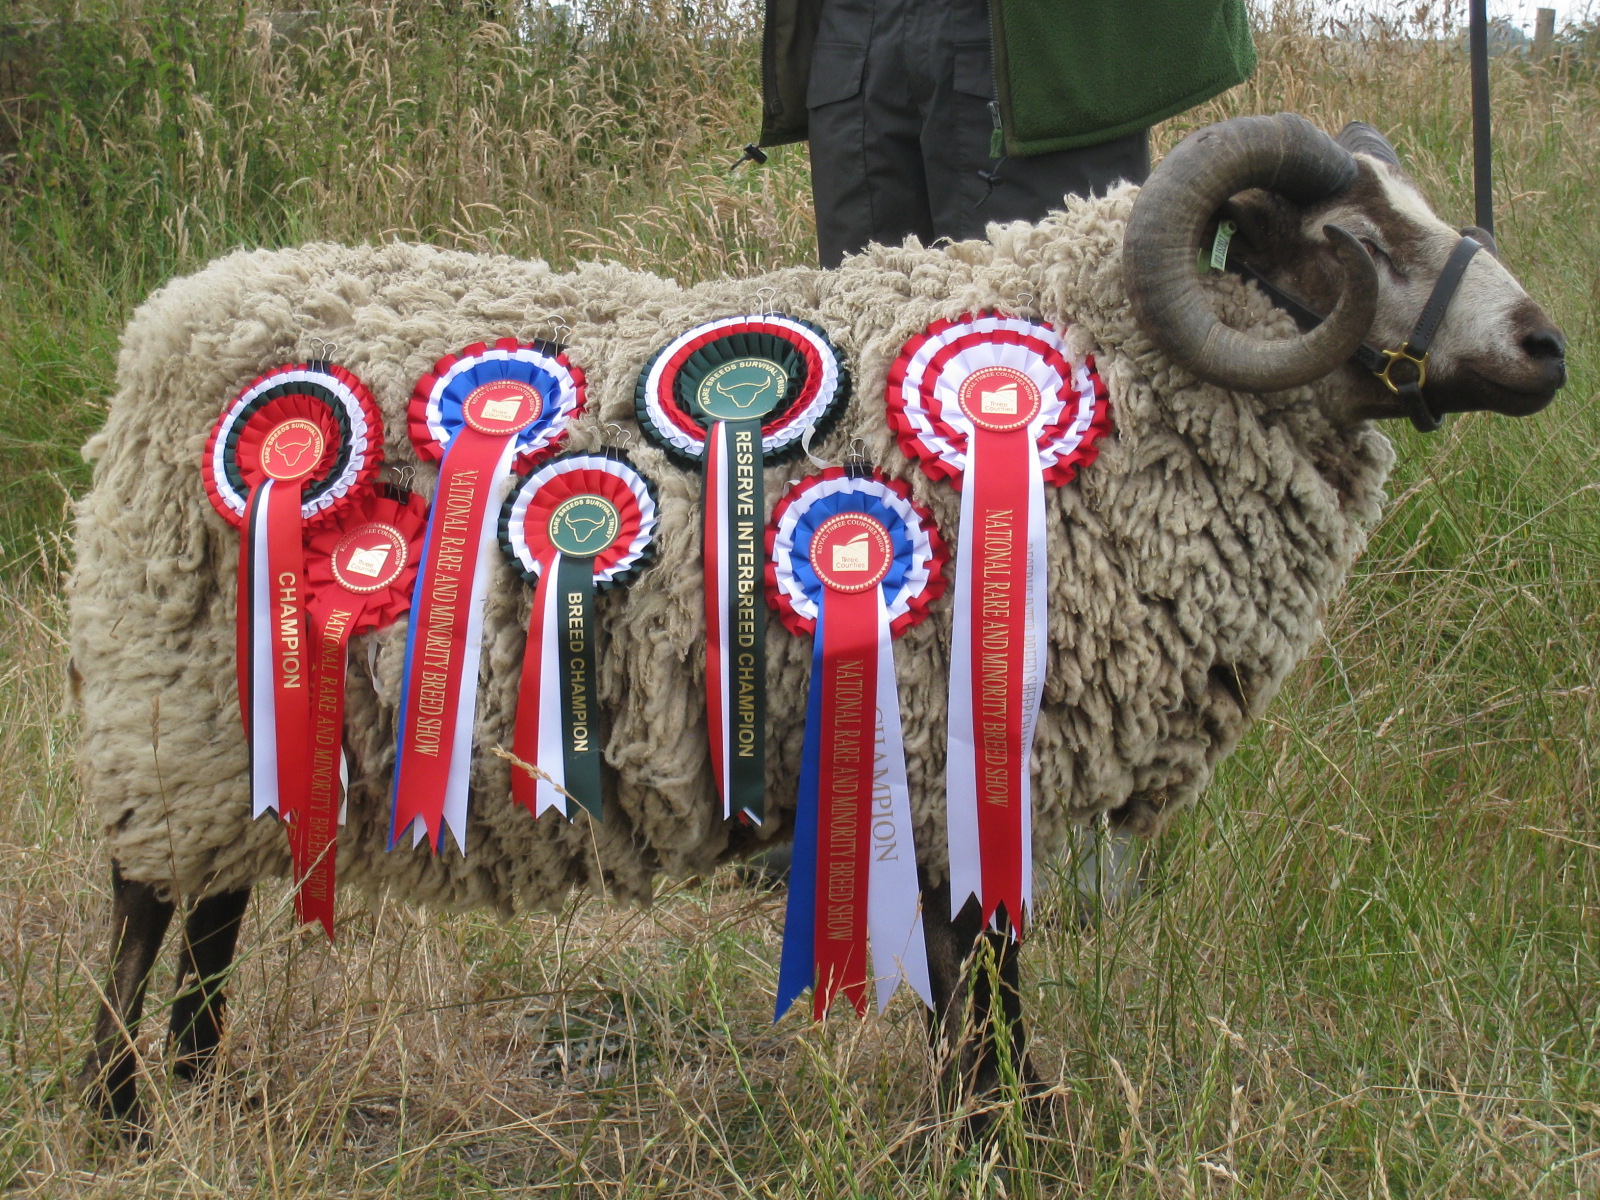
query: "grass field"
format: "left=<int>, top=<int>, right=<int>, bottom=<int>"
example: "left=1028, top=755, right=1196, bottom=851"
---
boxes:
left=2, top=2, right=1598, bottom=1195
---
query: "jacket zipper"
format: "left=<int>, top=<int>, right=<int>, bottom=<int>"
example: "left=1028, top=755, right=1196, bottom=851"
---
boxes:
left=987, top=0, right=1005, bottom=158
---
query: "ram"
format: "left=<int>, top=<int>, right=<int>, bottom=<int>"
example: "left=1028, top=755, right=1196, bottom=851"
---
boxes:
left=72, top=115, right=1564, bottom=1133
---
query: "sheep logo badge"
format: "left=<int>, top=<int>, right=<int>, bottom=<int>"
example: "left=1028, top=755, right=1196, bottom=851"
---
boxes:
left=259, top=418, right=326, bottom=482
left=957, top=365, right=1041, bottom=433
left=549, top=495, right=621, bottom=558
left=462, top=379, right=542, bottom=435
left=694, top=358, right=788, bottom=421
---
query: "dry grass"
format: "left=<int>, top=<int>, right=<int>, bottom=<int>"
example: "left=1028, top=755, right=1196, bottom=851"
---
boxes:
left=3, top=2, right=1600, bottom=1196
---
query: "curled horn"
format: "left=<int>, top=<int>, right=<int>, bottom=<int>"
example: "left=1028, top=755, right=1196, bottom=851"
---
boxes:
left=1335, top=121, right=1401, bottom=167
left=1124, top=113, right=1379, bottom=392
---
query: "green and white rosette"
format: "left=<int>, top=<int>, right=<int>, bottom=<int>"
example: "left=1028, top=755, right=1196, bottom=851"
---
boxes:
left=634, top=313, right=850, bottom=824
left=498, top=451, right=659, bottom=820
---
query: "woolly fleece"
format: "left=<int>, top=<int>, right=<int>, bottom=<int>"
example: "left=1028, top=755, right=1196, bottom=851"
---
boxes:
left=69, top=185, right=1394, bottom=912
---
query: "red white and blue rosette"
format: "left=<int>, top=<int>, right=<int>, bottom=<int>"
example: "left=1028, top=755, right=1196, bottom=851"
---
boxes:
left=391, top=338, right=585, bottom=854
left=201, top=361, right=384, bottom=828
left=634, top=314, right=851, bottom=828
left=498, top=452, right=659, bottom=822
left=294, top=486, right=428, bottom=938
left=886, top=311, right=1110, bottom=940
left=767, top=468, right=947, bottom=1019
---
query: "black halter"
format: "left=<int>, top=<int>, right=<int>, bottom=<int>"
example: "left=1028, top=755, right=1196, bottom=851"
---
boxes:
left=1226, top=236, right=1483, bottom=433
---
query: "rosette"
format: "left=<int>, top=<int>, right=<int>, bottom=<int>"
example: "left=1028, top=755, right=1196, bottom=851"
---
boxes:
left=293, top=487, right=428, bottom=938
left=201, top=361, right=384, bottom=830
left=634, top=314, right=851, bottom=826
left=766, top=468, right=946, bottom=1020
left=498, top=452, right=658, bottom=821
left=886, top=311, right=1110, bottom=939
left=391, top=338, right=586, bottom=854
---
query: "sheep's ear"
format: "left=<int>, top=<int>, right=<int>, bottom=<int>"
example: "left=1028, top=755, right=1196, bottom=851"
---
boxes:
left=1216, top=189, right=1298, bottom=273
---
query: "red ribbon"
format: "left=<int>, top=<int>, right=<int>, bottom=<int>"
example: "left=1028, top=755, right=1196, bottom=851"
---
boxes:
left=812, top=583, right=878, bottom=1018
left=510, top=550, right=559, bottom=817
left=391, top=425, right=521, bottom=849
left=292, top=589, right=360, bottom=936
left=966, top=424, right=1033, bottom=935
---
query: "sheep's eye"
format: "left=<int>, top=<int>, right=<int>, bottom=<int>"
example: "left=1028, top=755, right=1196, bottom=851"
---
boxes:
left=1359, top=236, right=1389, bottom=263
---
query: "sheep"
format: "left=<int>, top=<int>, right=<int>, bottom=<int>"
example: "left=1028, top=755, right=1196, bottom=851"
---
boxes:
left=72, top=114, right=1564, bottom=1135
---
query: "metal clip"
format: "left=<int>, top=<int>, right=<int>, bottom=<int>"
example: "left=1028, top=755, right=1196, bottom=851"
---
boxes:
left=544, top=318, right=572, bottom=349
left=844, top=438, right=870, bottom=475
left=602, top=421, right=635, bottom=452
left=1377, top=346, right=1428, bottom=394
left=306, top=335, right=339, bottom=364
left=1008, top=288, right=1034, bottom=317
left=755, top=286, right=777, bottom=320
left=385, top=464, right=417, bottom=494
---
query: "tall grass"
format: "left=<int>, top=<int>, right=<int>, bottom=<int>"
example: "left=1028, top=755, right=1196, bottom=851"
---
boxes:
left=2, top=2, right=1598, bottom=1196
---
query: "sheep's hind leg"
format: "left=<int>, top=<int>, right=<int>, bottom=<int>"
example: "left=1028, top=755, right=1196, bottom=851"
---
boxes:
left=919, top=873, right=1044, bottom=1142
left=170, top=886, right=250, bottom=1080
left=79, top=863, right=175, bottom=1129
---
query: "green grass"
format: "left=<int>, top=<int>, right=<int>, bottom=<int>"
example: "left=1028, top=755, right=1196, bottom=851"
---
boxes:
left=2, top=2, right=1599, bottom=1196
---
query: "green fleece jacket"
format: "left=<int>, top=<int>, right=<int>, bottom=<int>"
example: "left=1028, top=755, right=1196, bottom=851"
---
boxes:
left=759, top=0, right=1256, bottom=156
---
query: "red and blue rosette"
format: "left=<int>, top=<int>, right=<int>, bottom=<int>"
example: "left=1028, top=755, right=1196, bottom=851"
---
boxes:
left=887, top=311, right=1110, bottom=939
left=497, top=451, right=658, bottom=822
left=294, top=486, right=428, bottom=939
left=634, top=314, right=850, bottom=827
left=391, top=338, right=585, bottom=854
left=767, top=468, right=947, bottom=1019
left=201, top=361, right=384, bottom=830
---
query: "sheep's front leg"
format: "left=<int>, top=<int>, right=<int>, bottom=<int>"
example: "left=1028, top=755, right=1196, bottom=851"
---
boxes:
left=919, top=873, right=1041, bottom=1140
left=80, top=863, right=175, bottom=1129
left=170, top=887, right=251, bottom=1080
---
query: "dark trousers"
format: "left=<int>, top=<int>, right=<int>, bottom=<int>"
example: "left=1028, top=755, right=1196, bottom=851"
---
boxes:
left=806, top=0, right=1150, bottom=268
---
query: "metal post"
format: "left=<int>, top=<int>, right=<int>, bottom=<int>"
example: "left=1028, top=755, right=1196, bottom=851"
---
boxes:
left=1469, top=0, right=1494, bottom=236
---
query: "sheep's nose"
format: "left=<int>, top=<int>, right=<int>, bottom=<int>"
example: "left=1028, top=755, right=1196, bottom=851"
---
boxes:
left=1522, top=326, right=1566, bottom=364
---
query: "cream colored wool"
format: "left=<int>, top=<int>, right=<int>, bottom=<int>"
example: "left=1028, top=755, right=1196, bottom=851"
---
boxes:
left=69, top=186, right=1393, bottom=912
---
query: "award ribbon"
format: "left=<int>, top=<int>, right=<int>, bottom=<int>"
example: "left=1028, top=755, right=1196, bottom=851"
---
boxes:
left=392, top=338, right=584, bottom=852
left=498, top=452, right=659, bottom=820
left=202, top=362, right=383, bottom=828
left=296, top=488, right=428, bottom=937
left=635, top=314, right=849, bottom=824
left=768, top=468, right=947, bottom=1018
left=887, top=312, right=1109, bottom=937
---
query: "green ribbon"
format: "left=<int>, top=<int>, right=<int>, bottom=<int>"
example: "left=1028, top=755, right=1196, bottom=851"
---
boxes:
left=722, top=416, right=766, bottom=823
left=555, top=553, right=602, bottom=820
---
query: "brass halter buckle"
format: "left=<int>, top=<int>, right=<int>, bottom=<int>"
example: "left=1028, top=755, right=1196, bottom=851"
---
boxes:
left=1377, top=345, right=1429, bottom=395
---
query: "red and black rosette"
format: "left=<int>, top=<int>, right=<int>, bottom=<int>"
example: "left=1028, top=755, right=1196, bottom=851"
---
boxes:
left=767, top=468, right=946, bottom=1019
left=391, top=338, right=585, bottom=854
left=886, top=311, right=1110, bottom=939
left=201, top=361, right=384, bottom=828
left=290, top=487, right=428, bottom=938
left=633, top=314, right=851, bottom=826
left=497, top=451, right=659, bottom=822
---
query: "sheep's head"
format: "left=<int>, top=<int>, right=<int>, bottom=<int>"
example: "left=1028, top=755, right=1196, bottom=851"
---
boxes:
left=1123, top=113, right=1566, bottom=428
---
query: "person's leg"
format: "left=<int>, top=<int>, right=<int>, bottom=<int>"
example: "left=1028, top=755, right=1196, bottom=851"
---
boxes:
left=807, top=0, right=935, bottom=267
left=914, top=0, right=1150, bottom=242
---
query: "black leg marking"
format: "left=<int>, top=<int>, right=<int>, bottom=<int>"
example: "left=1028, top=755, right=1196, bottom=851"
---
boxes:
left=920, top=873, right=1040, bottom=1142
left=170, top=887, right=250, bottom=1080
left=79, top=863, right=176, bottom=1129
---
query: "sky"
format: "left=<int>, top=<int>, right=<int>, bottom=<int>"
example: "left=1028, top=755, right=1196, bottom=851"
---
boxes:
left=1312, top=1, right=1590, bottom=29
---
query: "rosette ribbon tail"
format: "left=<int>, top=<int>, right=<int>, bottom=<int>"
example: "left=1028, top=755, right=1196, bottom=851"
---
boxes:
left=242, top=478, right=314, bottom=825
left=945, top=425, right=1045, bottom=940
left=704, top=417, right=767, bottom=824
left=293, top=589, right=362, bottom=938
left=391, top=429, right=522, bottom=853
left=511, top=553, right=603, bottom=820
